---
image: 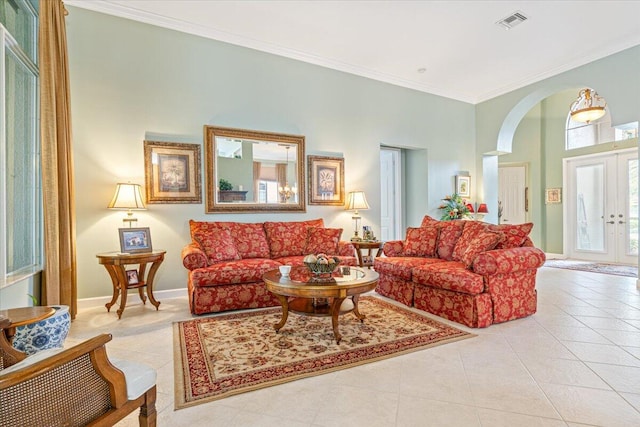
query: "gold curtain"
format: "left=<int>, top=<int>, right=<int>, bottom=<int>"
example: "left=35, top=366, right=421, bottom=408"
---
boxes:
left=39, top=0, right=77, bottom=319
left=253, top=161, right=261, bottom=201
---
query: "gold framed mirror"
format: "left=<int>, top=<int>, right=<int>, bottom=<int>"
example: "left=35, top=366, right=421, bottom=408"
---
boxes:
left=204, top=125, right=306, bottom=213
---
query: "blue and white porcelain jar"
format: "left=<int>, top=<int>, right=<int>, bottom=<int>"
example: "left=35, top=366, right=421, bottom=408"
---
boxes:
left=12, top=305, right=71, bottom=355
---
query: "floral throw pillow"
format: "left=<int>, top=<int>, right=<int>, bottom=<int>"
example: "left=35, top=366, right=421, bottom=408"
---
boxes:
left=436, top=221, right=465, bottom=260
left=460, top=230, right=504, bottom=268
left=420, top=215, right=439, bottom=227
left=305, top=228, right=343, bottom=254
left=452, top=221, right=489, bottom=262
left=404, top=225, right=439, bottom=257
left=192, top=227, right=240, bottom=265
left=488, top=223, right=534, bottom=249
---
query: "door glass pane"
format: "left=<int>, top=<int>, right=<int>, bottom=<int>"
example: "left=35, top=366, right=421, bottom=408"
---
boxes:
left=627, top=159, right=638, bottom=256
left=576, top=164, right=605, bottom=251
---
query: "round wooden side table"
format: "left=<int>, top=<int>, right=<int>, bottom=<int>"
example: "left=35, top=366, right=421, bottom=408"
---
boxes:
left=351, top=241, right=383, bottom=268
left=96, top=250, right=166, bottom=319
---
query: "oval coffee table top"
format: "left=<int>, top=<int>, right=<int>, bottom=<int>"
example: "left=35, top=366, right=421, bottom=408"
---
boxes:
left=0, top=306, right=56, bottom=328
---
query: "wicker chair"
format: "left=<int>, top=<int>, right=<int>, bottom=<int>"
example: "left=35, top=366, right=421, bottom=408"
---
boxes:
left=0, top=315, right=157, bottom=427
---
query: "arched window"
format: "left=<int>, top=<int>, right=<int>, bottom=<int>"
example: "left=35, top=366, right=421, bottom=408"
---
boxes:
left=566, top=109, right=638, bottom=150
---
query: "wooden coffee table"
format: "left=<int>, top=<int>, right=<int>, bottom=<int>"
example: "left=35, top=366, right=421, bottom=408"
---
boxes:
left=263, top=266, right=379, bottom=344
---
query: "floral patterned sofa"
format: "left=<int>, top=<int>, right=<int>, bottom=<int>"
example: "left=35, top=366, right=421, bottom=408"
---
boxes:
left=182, top=219, right=357, bottom=315
left=374, top=216, right=545, bottom=328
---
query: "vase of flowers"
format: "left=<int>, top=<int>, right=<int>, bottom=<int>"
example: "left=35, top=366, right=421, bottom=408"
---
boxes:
left=438, top=193, right=472, bottom=220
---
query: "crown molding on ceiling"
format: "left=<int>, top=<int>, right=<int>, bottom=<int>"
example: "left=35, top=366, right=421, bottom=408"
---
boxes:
left=65, top=1, right=640, bottom=105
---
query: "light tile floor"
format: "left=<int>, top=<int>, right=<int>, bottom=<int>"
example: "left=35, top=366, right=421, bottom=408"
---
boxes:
left=66, top=267, right=640, bottom=426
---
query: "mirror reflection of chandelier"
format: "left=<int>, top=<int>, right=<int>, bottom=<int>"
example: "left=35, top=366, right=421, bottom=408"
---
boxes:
left=278, top=146, right=297, bottom=202
left=569, top=88, right=607, bottom=123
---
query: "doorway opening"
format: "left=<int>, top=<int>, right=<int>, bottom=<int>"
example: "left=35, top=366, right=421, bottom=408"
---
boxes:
left=380, top=147, right=402, bottom=241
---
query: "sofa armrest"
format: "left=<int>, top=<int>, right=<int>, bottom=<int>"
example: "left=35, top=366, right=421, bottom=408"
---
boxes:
left=473, top=246, right=546, bottom=276
left=382, top=240, right=405, bottom=257
left=182, top=243, right=207, bottom=270
left=337, top=241, right=356, bottom=257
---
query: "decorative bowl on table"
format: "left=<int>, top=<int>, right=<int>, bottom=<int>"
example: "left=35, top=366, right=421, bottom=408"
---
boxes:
left=303, top=254, right=340, bottom=275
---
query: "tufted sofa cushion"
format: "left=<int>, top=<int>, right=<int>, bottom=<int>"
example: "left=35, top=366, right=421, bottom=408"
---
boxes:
left=264, top=219, right=325, bottom=258
left=412, top=261, right=485, bottom=295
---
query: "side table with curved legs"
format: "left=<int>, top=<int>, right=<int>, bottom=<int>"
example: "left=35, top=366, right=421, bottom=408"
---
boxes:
left=96, top=250, right=166, bottom=319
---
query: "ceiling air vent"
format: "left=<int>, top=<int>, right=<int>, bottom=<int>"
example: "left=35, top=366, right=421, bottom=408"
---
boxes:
left=496, top=11, right=528, bottom=30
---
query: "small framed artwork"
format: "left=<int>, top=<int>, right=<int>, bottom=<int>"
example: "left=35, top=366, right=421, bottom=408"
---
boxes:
left=545, top=188, right=562, bottom=204
left=144, top=141, right=202, bottom=204
left=455, top=175, right=471, bottom=197
left=126, top=269, right=139, bottom=285
left=119, top=227, right=153, bottom=254
left=308, top=155, right=345, bottom=205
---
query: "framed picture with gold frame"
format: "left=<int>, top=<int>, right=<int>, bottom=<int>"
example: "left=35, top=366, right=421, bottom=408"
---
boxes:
left=545, top=188, right=562, bottom=204
left=144, top=141, right=201, bottom=204
left=308, top=155, right=345, bottom=205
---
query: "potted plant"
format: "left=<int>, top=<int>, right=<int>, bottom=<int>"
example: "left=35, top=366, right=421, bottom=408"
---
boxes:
left=219, top=178, right=233, bottom=191
left=438, top=193, right=472, bottom=220
left=12, top=298, right=71, bottom=355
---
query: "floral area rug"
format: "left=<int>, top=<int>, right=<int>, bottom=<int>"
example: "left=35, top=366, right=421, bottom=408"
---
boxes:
left=544, top=259, right=637, bottom=278
left=173, top=296, right=474, bottom=409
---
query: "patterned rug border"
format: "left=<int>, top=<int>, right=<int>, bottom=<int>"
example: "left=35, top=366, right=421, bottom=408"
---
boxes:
left=544, top=260, right=637, bottom=278
left=173, top=296, right=475, bottom=409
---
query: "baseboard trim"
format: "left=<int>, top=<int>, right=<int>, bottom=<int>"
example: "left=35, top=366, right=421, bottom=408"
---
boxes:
left=543, top=252, right=565, bottom=260
left=78, top=288, right=186, bottom=310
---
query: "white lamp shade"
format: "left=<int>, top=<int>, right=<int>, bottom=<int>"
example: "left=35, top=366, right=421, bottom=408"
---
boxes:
left=345, top=191, right=369, bottom=211
left=108, top=183, right=146, bottom=210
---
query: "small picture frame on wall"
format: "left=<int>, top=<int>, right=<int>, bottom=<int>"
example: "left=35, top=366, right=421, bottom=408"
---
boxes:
left=545, top=188, right=562, bottom=204
left=119, top=227, right=153, bottom=254
left=308, top=155, right=345, bottom=205
left=144, top=141, right=202, bottom=204
left=455, top=175, right=471, bottom=197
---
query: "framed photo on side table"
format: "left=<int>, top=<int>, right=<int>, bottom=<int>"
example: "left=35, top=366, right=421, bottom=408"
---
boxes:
left=144, top=141, right=201, bottom=204
left=308, top=155, right=345, bottom=205
left=119, top=227, right=153, bottom=254
left=126, top=269, right=139, bottom=284
left=455, top=175, right=471, bottom=197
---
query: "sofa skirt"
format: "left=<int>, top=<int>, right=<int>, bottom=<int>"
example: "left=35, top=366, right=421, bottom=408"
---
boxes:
left=188, top=279, right=280, bottom=315
left=375, top=274, right=414, bottom=307
left=413, top=285, right=493, bottom=328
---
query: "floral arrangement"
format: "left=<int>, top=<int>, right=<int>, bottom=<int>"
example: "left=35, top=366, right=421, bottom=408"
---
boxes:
left=438, top=193, right=472, bottom=220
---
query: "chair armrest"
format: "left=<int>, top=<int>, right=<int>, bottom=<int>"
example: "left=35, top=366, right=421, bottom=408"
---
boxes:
left=382, top=240, right=405, bottom=257
left=472, top=247, right=546, bottom=276
left=337, top=241, right=356, bottom=257
left=0, top=333, right=128, bottom=406
left=182, top=243, right=207, bottom=270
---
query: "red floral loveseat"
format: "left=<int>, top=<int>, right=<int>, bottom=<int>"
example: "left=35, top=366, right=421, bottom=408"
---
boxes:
left=182, top=219, right=357, bottom=315
left=374, top=216, right=545, bottom=328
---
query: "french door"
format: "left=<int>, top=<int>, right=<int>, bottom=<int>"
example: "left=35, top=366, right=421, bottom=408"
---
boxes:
left=566, top=150, right=638, bottom=264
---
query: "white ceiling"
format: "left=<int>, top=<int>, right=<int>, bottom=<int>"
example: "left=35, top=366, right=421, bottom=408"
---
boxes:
left=65, top=0, right=640, bottom=104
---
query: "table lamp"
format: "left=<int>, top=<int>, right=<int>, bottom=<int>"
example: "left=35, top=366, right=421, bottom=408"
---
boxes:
left=476, top=203, right=489, bottom=221
left=108, top=182, right=146, bottom=227
left=345, top=190, right=369, bottom=241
